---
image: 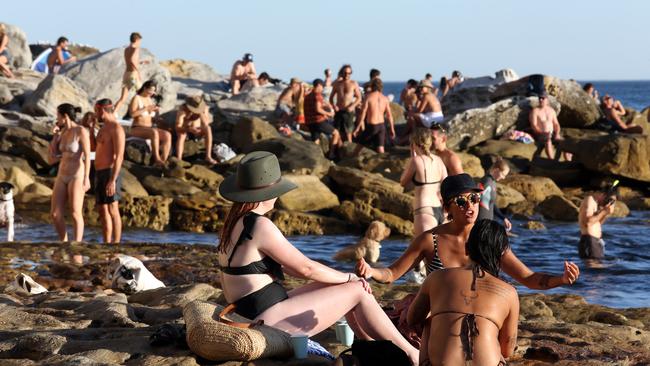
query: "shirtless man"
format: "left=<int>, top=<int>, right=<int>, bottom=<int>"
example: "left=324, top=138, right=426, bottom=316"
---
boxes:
left=275, top=78, right=302, bottom=126
left=329, top=64, right=362, bottom=142
left=115, top=33, right=149, bottom=115
left=362, top=68, right=381, bottom=95
left=601, top=95, right=644, bottom=134
left=529, top=91, right=564, bottom=160
left=431, top=124, right=463, bottom=175
left=400, top=79, right=419, bottom=114
left=94, top=99, right=125, bottom=244
left=411, top=80, right=444, bottom=129
left=578, top=188, right=617, bottom=259
left=230, top=53, right=257, bottom=95
left=46, top=37, right=77, bottom=74
left=175, top=95, right=216, bottom=164
left=352, top=78, right=394, bottom=154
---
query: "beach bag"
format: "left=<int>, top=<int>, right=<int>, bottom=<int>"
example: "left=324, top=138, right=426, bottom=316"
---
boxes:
left=213, top=143, right=237, bottom=162
left=335, top=340, right=411, bottom=366
left=527, top=74, right=545, bottom=96
left=183, top=300, right=293, bottom=361
left=107, top=254, right=165, bottom=294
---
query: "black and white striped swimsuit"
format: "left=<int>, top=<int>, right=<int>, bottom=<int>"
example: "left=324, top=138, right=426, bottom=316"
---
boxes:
left=426, top=233, right=445, bottom=274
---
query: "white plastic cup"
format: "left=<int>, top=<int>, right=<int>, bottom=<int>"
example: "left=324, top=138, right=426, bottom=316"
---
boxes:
left=335, top=319, right=346, bottom=342
left=291, top=334, right=308, bottom=359
left=336, top=321, right=354, bottom=347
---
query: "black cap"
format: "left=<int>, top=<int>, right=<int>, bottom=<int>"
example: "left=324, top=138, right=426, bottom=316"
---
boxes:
left=441, top=174, right=482, bottom=204
left=243, top=53, right=253, bottom=62
left=538, top=90, right=548, bottom=98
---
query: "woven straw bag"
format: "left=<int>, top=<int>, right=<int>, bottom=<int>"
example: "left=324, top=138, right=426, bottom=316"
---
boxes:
left=183, top=300, right=293, bottom=361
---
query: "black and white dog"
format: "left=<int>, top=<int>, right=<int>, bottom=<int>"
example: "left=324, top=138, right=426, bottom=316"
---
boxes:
left=0, top=182, right=15, bottom=242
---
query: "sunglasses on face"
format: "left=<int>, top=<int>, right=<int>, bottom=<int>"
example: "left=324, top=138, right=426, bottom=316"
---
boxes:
left=450, top=193, right=481, bottom=209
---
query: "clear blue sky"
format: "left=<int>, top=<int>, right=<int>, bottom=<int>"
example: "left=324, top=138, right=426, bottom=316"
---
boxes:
left=4, top=0, right=648, bottom=81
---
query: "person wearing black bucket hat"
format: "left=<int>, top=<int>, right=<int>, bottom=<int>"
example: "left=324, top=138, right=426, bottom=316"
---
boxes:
left=217, top=151, right=419, bottom=365
left=229, top=53, right=257, bottom=95
left=357, top=173, right=580, bottom=354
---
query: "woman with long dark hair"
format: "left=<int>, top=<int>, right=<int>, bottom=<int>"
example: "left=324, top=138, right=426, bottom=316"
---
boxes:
left=48, top=103, right=91, bottom=241
left=128, top=80, right=171, bottom=166
left=217, top=151, right=419, bottom=365
left=408, top=219, right=519, bottom=365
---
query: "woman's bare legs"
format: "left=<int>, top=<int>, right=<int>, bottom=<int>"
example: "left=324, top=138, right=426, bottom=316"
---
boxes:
left=68, top=177, right=85, bottom=241
left=50, top=179, right=68, bottom=241
left=259, top=281, right=419, bottom=364
left=201, top=123, right=217, bottom=164
left=414, top=213, right=438, bottom=237
left=158, top=128, right=172, bottom=162
left=130, top=126, right=171, bottom=165
left=175, top=129, right=187, bottom=160
left=0, top=57, right=14, bottom=78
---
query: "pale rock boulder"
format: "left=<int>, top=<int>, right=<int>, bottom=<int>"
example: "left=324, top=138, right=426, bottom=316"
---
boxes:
left=456, top=69, right=520, bottom=90
left=457, top=152, right=484, bottom=178
left=217, top=85, right=284, bottom=124
left=230, top=116, right=280, bottom=151
left=277, top=174, right=340, bottom=212
left=471, top=139, right=537, bottom=161
left=501, top=174, right=563, bottom=204
left=61, top=48, right=178, bottom=113
left=160, top=59, right=226, bottom=82
left=1, top=23, right=32, bottom=68
left=22, top=74, right=92, bottom=117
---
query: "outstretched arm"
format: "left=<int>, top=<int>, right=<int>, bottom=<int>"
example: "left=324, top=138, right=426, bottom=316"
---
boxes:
left=501, top=249, right=579, bottom=289
left=356, top=232, right=429, bottom=283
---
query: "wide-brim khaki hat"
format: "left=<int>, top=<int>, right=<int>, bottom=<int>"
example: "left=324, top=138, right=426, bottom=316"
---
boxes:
left=218, top=151, right=297, bottom=203
left=186, top=95, right=207, bottom=114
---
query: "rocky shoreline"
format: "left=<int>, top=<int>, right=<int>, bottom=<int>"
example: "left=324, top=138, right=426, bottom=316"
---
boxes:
left=0, top=242, right=649, bottom=365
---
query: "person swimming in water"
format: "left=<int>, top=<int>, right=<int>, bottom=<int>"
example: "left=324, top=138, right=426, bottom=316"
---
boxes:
left=578, top=183, right=618, bottom=259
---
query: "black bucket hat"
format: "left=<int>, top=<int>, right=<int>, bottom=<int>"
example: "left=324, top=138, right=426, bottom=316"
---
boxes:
left=218, top=151, right=297, bottom=203
left=440, top=173, right=482, bottom=204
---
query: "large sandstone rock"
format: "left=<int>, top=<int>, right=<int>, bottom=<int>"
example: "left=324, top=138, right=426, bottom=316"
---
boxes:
left=1, top=166, right=34, bottom=192
left=120, top=168, right=148, bottom=197
left=458, top=69, right=520, bottom=90
left=14, top=182, right=52, bottom=204
left=270, top=210, right=349, bottom=235
left=501, top=174, right=563, bottom=204
left=529, top=158, right=586, bottom=187
left=216, top=85, right=284, bottom=124
left=538, top=195, right=580, bottom=221
left=61, top=48, right=178, bottom=113
left=496, top=184, right=526, bottom=209
left=22, top=74, right=92, bottom=118
left=390, top=102, right=406, bottom=125
left=230, top=116, right=280, bottom=151
left=0, top=153, right=35, bottom=175
left=1, top=23, right=32, bottom=69
left=354, top=189, right=412, bottom=221
left=0, top=109, right=52, bottom=138
left=141, top=176, right=201, bottom=197
left=444, top=97, right=537, bottom=150
left=561, top=130, right=650, bottom=183
left=338, top=148, right=409, bottom=182
left=245, top=138, right=331, bottom=177
left=335, top=200, right=413, bottom=236
left=442, top=69, right=520, bottom=116
left=83, top=195, right=172, bottom=231
left=183, top=164, right=224, bottom=190
left=471, top=139, right=536, bottom=161
left=328, top=165, right=403, bottom=197
left=0, top=125, right=52, bottom=168
left=0, top=70, right=46, bottom=109
left=457, top=152, right=484, bottom=178
left=160, top=59, right=226, bottom=82
left=277, top=174, right=340, bottom=212
left=493, top=75, right=602, bottom=127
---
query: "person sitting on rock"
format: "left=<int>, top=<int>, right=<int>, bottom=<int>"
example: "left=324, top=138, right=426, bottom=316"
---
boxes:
left=330, top=64, right=362, bottom=143
left=583, top=82, right=599, bottom=101
left=46, top=36, right=77, bottom=74
left=356, top=174, right=580, bottom=349
left=305, top=79, right=341, bottom=159
left=431, top=124, right=463, bottom=175
left=352, top=78, right=395, bottom=154
left=128, top=80, right=171, bottom=167
left=175, top=95, right=216, bottom=164
left=0, top=24, right=15, bottom=78
left=400, top=79, right=419, bottom=116
left=578, top=184, right=617, bottom=259
left=529, top=91, right=566, bottom=160
left=478, top=157, right=512, bottom=231
left=411, top=80, right=444, bottom=129
left=229, top=53, right=257, bottom=95
left=115, top=32, right=150, bottom=116
left=600, top=95, right=644, bottom=134
left=275, top=78, right=303, bottom=128
left=399, top=127, right=447, bottom=236
left=48, top=104, right=91, bottom=242
left=217, top=151, right=419, bottom=365
left=408, top=219, right=519, bottom=366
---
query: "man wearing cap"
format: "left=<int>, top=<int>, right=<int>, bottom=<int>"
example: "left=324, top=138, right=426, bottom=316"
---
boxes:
left=230, top=53, right=257, bottom=95
left=411, top=79, right=444, bottom=129
left=330, top=64, right=362, bottom=143
left=431, top=124, right=463, bottom=175
left=529, top=91, right=564, bottom=160
left=175, top=95, right=216, bottom=164
left=94, top=99, right=125, bottom=244
left=275, top=78, right=303, bottom=126
left=578, top=188, right=617, bottom=259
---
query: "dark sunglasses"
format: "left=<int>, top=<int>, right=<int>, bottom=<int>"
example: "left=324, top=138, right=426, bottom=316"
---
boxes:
left=450, top=193, right=481, bottom=209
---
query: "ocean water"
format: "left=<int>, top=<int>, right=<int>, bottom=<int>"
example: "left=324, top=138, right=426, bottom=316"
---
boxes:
left=382, top=80, right=650, bottom=111
left=8, top=211, right=650, bottom=309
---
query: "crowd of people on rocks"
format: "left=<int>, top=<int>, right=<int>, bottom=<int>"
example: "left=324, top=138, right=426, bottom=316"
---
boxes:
left=0, top=24, right=634, bottom=365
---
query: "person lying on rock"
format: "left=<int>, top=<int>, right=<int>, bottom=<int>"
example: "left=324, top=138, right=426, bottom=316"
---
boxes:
left=356, top=174, right=579, bottom=346
left=128, top=80, right=172, bottom=167
left=175, top=95, right=216, bottom=165
left=408, top=219, right=519, bottom=366
left=600, top=95, right=644, bottom=134
left=217, top=151, right=419, bottom=365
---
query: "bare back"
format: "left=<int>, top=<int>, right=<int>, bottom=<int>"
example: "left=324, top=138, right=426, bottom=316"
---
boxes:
left=365, top=91, right=389, bottom=125
left=412, top=154, right=446, bottom=209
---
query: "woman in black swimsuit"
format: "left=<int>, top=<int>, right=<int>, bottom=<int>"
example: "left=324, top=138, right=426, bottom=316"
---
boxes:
left=218, top=151, right=419, bottom=365
left=407, top=219, right=519, bottom=366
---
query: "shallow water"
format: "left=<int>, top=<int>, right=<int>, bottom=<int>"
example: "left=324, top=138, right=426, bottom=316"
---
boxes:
left=5, top=211, right=650, bottom=308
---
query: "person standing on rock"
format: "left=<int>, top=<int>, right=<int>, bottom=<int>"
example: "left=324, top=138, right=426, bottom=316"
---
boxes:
left=431, top=124, right=463, bottom=175
left=578, top=185, right=617, bottom=259
left=115, top=32, right=150, bottom=116
left=48, top=104, right=91, bottom=242
left=229, top=53, right=257, bottom=95
left=217, top=151, right=420, bottom=365
left=330, top=64, right=362, bottom=143
left=352, top=78, right=394, bottom=154
left=529, top=91, right=565, bottom=160
left=175, top=95, right=217, bottom=164
left=399, top=79, right=419, bottom=115
left=46, top=36, right=77, bottom=74
left=128, top=80, right=172, bottom=167
left=399, top=128, right=447, bottom=236
left=0, top=24, right=15, bottom=78
left=305, top=79, right=341, bottom=159
left=478, top=157, right=512, bottom=231
left=94, top=99, right=125, bottom=244
left=600, top=95, right=644, bottom=134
